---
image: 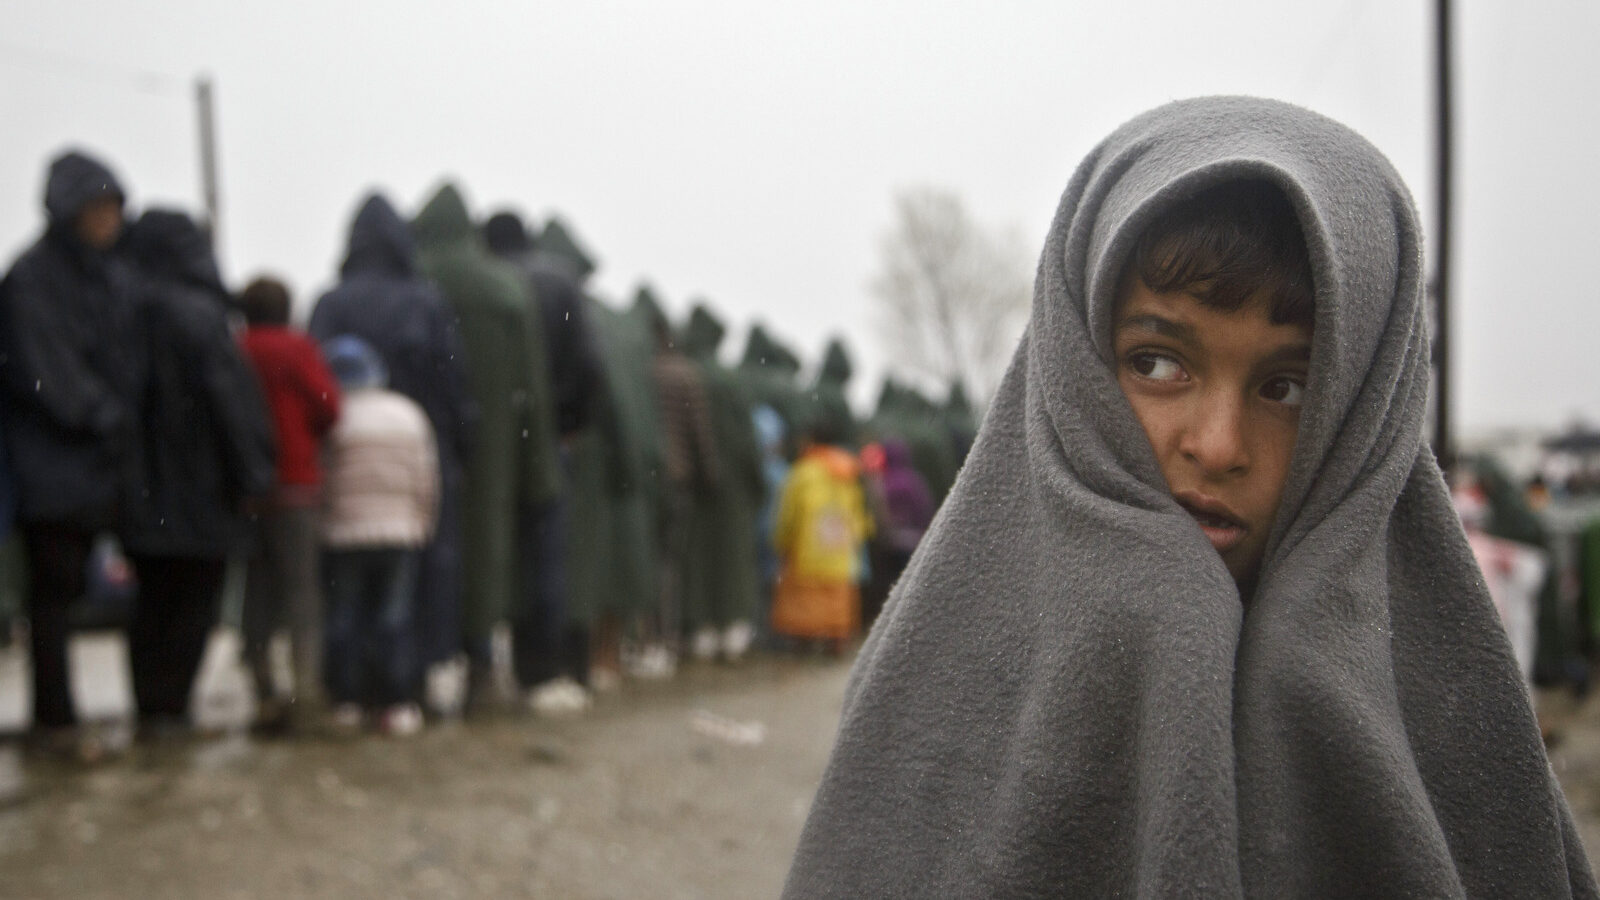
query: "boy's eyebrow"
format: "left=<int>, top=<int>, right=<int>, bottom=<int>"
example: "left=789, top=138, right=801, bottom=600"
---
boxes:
left=1116, top=314, right=1193, bottom=342
left=1262, top=343, right=1313, bottom=364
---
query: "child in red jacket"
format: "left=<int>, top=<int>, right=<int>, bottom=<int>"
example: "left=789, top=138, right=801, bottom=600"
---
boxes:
left=237, top=276, right=340, bottom=734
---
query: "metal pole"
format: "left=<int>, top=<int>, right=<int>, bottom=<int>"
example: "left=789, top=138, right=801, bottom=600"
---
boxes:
left=1433, top=0, right=1454, bottom=467
left=195, top=74, right=221, bottom=251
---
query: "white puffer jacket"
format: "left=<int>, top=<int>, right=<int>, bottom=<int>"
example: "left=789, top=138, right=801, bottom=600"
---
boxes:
left=320, top=388, right=438, bottom=549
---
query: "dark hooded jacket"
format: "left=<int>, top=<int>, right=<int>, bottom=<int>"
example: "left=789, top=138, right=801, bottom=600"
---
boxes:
left=483, top=211, right=599, bottom=438
left=310, top=193, right=474, bottom=469
left=118, top=211, right=276, bottom=556
left=681, top=304, right=764, bottom=629
left=413, top=184, right=559, bottom=640
left=0, top=150, right=138, bottom=525
left=311, top=192, right=474, bottom=665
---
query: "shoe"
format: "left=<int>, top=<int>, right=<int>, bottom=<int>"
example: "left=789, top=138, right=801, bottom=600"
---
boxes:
left=26, top=725, right=116, bottom=765
left=135, top=714, right=192, bottom=744
left=627, top=644, right=677, bottom=680
left=329, top=704, right=364, bottom=736
left=377, top=704, right=424, bottom=738
left=721, top=621, right=754, bottom=662
left=251, top=697, right=292, bottom=738
left=690, top=627, right=719, bottom=661
left=589, top=667, right=622, bottom=693
left=527, top=678, right=593, bottom=717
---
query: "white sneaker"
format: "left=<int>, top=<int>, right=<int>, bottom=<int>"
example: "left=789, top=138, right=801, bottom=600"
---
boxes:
left=690, top=626, right=720, bottom=661
left=379, top=703, right=424, bottom=737
left=722, top=621, right=755, bottom=661
left=527, top=678, right=593, bottom=717
left=628, top=644, right=677, bottom=680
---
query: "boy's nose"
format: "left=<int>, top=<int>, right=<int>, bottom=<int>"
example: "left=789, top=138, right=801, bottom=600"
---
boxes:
left=1178, top=393, right=1250, bottom=475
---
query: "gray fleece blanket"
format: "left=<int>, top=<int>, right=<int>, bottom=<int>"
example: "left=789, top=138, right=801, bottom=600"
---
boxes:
left=783, top=97, right=1598, bottom=898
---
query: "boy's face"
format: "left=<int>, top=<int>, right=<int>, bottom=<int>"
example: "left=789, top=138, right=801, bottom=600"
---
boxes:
left=1112, top=279, right=1312, bottom=590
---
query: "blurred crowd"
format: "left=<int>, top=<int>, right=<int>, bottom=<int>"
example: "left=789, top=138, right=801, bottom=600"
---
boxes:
left=0, top=148, right=976, bottom=759
left=1453, top=447, right=1600, bottom=734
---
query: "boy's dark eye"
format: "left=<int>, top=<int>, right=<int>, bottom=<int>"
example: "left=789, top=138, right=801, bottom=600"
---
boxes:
left=1128, top=352, right=1183, bottom=381
left=1260, top=377, right=1306, bottom=407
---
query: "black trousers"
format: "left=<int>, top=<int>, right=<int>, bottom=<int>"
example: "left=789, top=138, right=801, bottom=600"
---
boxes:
left=21, top=521, right=95, bottom=729
left=127, top=555, right=225, bottom=720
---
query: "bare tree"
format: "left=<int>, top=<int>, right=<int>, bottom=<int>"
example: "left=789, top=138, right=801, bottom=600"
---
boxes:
left=870, top=187, right=1032, bottom=406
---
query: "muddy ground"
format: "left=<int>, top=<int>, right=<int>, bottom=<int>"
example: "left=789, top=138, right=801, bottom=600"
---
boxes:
left=0, top=634, right=849, bottom=900
left=3, top=633, right=1600, bottom=898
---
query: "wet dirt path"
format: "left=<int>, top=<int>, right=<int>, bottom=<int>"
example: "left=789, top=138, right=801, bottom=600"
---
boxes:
left=0, top=646, right=851, bottom=900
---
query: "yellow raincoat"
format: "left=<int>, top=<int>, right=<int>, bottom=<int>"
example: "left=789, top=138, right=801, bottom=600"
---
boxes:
left=771, top=446, right=873, bottom=639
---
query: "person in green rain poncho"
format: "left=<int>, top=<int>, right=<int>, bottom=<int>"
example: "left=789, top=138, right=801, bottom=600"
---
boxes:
left=564, top=291, right=664, bottom=683
left=412, top=183, right=560, bottom=708
left=680, top=304, right=764, bottom=661
left=737, top=324, right=807, bottom=461
left=803, top=338, right=860, bottom=450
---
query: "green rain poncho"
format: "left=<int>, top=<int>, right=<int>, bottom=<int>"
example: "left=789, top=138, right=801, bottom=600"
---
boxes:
left=737, top=325, right=807, bottom=459
left=413, top=184, right=559, bottom=644
left=565, top=295, right=662, bottom=623
left=805, top=337, right=859, bottom=447
left=681, top=304, right=764, bottom=630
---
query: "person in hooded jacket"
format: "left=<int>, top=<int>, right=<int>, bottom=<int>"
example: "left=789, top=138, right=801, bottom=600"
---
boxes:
left=0, top=149, right=138, bottom=758
left=680, top=303, right=764, bottom=662
left=867, top=378, right=960, bottom=506
left=769, top=418, right=872, bottom=654
left=317, top=336, right=438, bottom=737
left=804, top=338, right=859, bottom=450
left=309, top=192, right=474, bottom=706
left=412, top=183, right=560, bottom=709
left=737, top=325, right=807, bottom=461
left=483, top=210, right=602, bottom=712
left=857, top=437, right=934, bottom=628
left=784, top=97, right=1598, bottom=898
left=638, top=287, right=719, bottom=676
left=119, top=210, right=277, bottom=735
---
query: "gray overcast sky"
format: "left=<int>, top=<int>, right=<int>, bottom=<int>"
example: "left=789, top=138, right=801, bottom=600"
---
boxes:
left=2, top=1, right=1595, bottom=432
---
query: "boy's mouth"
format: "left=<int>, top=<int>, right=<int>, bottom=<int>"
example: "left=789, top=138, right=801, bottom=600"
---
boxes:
left=1174, top=491, right=1247, bottom=553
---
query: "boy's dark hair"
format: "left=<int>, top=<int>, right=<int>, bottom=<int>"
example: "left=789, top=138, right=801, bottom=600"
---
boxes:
left=239, top=276, right=291, bottom=326
left=1124, top=180, right=1314, bottom=326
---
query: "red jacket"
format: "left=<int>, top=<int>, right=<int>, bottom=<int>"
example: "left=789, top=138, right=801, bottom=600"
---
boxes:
left=240, top=326, right=340, bottom=489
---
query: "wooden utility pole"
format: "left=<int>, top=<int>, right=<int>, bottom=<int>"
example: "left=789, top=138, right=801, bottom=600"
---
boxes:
left=1433, top=0, right=1454, bottom=467
left=195, top=75, right=221, bottom=249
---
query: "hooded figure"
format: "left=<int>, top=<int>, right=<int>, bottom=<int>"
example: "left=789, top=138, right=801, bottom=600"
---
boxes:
left=784, top=98, right=1597, bottom=897
left=868, top=378, right=959, bottom=505
left=119, top=209, right=277, bottom=727
left=310, top=192, right=474, bottom=674
left=120, top=210, right=275, bottom=557
left=567, top=295, right=661, bottom=632
left=483, top=209, right=602, bottom=695
left=804, top=338, right=858, bottom=448
left=412, top=183, right=559, bottom=691
left=0, top=149, right=138, bottom=743
left=0, top=150, right=136, bottom=526
left=681, top=304, right=764, bottom=655
left=737, top=324, right=807, bottom=459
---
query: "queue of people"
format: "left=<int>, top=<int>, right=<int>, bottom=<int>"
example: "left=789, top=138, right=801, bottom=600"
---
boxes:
left=0, top=147, right=974, bottom=759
